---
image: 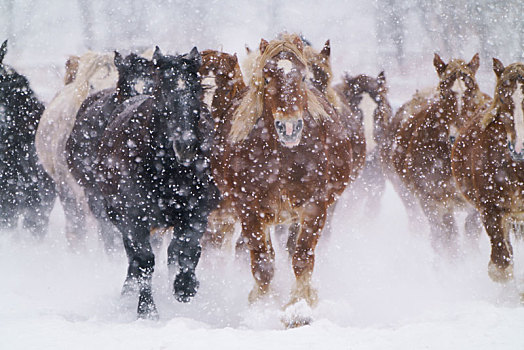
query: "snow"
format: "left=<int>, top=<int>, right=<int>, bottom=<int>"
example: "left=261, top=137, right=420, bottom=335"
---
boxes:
left=2, top=0, right=524, bottom=348
left=1, top=184, right=524, bottom=349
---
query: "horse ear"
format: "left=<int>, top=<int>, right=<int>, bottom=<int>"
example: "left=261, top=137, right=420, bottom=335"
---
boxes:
left=259, top=39, right=269, bottom=54
left=493, top=58, right=505, bottom=79
left=114, top=51, right=124, bottom=69
left=245, top=45, right=251, bottom=55
left=433, top=53, right=447, bottom=77
left=321, top=40, right=330, bottom=58
left=153, top=46, right=162, bottom=64
left=0, top=40, right=8, bottom=63
left=292, top=35, right=303, bottom=52
left=377, top=71, right=386, bottom=86
left=468, top=53, right=480, bottom=74
left=187, top=46, right=202, bottom=66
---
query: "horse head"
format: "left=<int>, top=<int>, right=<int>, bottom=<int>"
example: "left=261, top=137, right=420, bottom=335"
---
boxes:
left=231, top=34, right=330, bottom=148
left=199, top=50, right=245, bottom=115
left=114, top=51, right=155, bottom=102
left=152, top=46, right=205, bottom=164
left=489, top=59, right=524, bottom=155
left=433, top=53, right=481, bottom=127
left=304, top=39, right=332, bottom=94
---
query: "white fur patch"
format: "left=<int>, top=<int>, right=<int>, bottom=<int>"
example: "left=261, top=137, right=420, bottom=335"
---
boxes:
left=277, top=59, right=294, bottom=74
left=202, top=72, right=217, bottom=108
left=512, top=83, right=524, bottom=153
left=360, top=93, right=378, bottom=154
left=451, top=79, right=467, bottom=115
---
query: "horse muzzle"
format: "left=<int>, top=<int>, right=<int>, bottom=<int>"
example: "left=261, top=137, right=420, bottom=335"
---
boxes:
left=274, top=117, right=304, bottom=148
left=173, top=138, right=198, bottom=165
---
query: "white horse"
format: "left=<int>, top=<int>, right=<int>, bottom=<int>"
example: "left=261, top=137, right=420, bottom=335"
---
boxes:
left=35, top=51, right=118, bottom=249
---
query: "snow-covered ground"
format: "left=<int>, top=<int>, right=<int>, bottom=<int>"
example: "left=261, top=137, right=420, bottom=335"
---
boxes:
left=1, top=184, right=524, bottom=350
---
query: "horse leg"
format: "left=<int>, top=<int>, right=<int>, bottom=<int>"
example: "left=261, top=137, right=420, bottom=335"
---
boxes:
left=0, top=168, right=19, bottom=229
left=240, top=215, right=275, bottom=303
left=464, top=209, right=483, bottom=246
left=117, top=218, right=157, bottom=319
left=203, top=201, right=236, bottom=250
left=167, top=211, right=207, bottom=303
left=422, top=200, right=459, bottom=256
left=58, top=184, right=87, bottom=248
left=481, top=208, right=513, bottom=282
left=289, top=201, right=328, bottom=308
left=286, top=221, right=301, bottom=257
left=22, top=179, right=56, bottom=238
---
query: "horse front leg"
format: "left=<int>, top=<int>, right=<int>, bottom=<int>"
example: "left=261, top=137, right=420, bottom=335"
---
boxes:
left=116, top=218, right=157, bottom=319
left=289, top=201, right=328, bottom=308
left=240, top=213, right=275, bottom=303
left=167, top=211, right=207, bottom=303
left=481, top=208, right=513, bottom=282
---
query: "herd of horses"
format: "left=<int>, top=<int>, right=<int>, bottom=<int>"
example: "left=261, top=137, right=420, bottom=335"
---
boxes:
left=0, top=33, right=523, bottom=326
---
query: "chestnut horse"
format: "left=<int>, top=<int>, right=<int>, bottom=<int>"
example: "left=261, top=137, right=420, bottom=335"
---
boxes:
left=386, top=53, right=491, bottom=253
left=335, top=72, right=392, bottom=213
left=199, top=50, right=247, bottom=249
left=452, top=59, right=524, bottom=283
left=213, top=35, right=355, bottom=324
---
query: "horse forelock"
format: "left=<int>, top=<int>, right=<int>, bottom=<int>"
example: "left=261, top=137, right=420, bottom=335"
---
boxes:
left=229, top=37, right=330, bottom=143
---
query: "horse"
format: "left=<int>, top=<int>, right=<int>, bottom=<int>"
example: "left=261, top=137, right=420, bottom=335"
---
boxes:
left=78, top=47, right=218, bottom=319
left=0, top=39, right=56, bottom=235
left=452, top=59, right=524, bottom=283
left=35, top=51, right=118, bottom=248
left=334, top=72, right=392, bottom=214
left=65, top=52, right=156, bottom=250
left=385, top=53, right=491, bottom=254
left=198, top=49, right=247, bottom=250
left=212, top=34, right=356, bottom=325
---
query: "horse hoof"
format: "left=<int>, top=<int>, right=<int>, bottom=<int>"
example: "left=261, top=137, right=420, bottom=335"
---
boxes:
left=281, top=299, right=313, bottom=329
left=488, top=261, right=514, bottom=283
left=248, top=284, right=271, bottom=304
left=137, top=293, right=158, bottom=320
left=173, top=272, right=199, bottom=303
left=121, top=277, right=140, bottom=296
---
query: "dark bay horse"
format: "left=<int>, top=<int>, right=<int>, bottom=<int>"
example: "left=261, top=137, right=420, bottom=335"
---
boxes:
left=213, top=35, right=355, bottom=323
left=0, top=40, right=56, bottom=235
left=66, top=52, right=155, bottom=250
left=452, top=59, right=524, bottom=283
left=335, top=72, right=392, bottom=213
left=72, top=47, right=219, bottom=319
left=385, top=53, right=491, bottom=254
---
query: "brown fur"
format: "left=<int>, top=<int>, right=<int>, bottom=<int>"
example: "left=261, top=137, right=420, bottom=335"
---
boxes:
left=211, top=35, right=357, bottom=310
left=452, top=59, right=524, bottom=282
left=385, top=53, right=491, bottom=252
left=64, top=55, right=79, bottom=85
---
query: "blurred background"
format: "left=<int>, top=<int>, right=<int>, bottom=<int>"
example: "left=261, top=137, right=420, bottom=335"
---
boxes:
left=1, top=0, right=523, bottom=105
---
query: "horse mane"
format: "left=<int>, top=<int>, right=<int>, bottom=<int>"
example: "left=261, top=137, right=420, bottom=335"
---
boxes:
left=230, top=34, right=331, bottom=143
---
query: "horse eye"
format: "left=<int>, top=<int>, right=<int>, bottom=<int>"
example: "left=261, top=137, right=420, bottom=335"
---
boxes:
left=264, top=77, right=270, bottom=85
left=302, top=76, right=306, bottom=82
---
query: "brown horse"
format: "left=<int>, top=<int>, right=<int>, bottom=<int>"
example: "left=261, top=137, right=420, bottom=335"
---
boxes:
left=386, top=53, right=491, bottom=253
left=452, top=59, right=524, bottom=282
left=335, top=72, right=392, bottom=213
left=199, top=50, right=247, bottom=249
left=212, top=35, right=355, bottom=323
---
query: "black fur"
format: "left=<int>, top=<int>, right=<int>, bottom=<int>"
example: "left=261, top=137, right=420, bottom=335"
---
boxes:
left=66, top=52, right=156, bottom=250
left=0, top=39, right=56, bottom=235
left=69, top=47, right=218, bottom=319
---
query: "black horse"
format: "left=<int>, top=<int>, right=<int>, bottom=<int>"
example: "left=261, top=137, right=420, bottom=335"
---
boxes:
left=0, top=39, right=56, bottom=235
left=69, top=47, right=218, bottom=318
left=66, top=51, right=155, bottom=249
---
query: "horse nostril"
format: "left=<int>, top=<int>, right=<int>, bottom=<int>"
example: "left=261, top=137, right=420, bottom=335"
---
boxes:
left=275, top=120, right=284, bottom=133
left=295, top=119, right=303, bottom=132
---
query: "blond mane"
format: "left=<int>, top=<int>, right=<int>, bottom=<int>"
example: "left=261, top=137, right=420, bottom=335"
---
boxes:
left=230, top=35, right=331, bottom=143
